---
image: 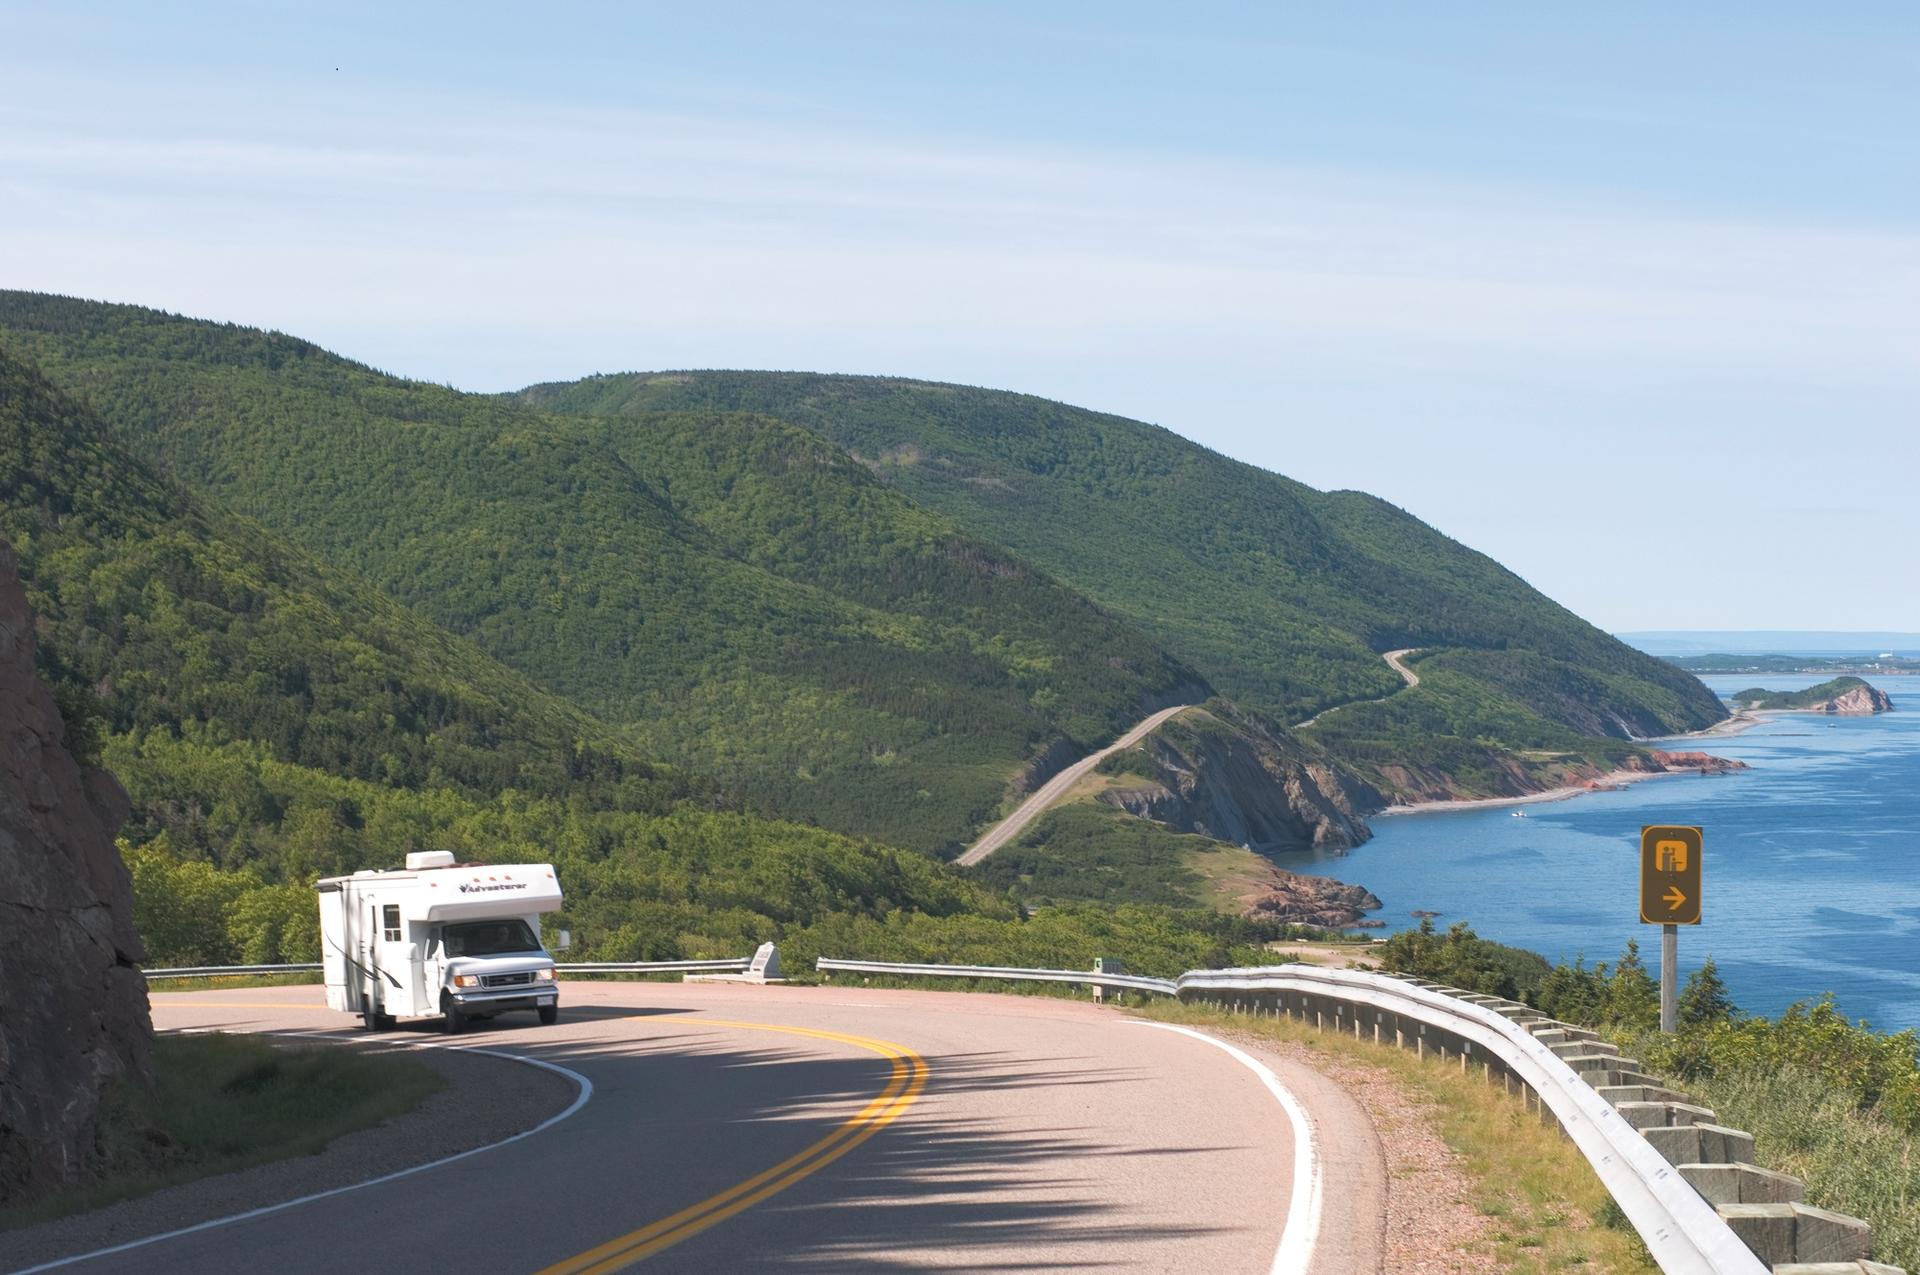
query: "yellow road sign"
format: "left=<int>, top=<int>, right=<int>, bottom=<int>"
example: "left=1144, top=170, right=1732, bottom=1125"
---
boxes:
left=1640, top=825, right=1702, bottom=924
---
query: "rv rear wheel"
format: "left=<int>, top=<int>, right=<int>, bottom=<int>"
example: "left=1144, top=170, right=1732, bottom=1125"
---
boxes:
left=538, top=1004, right=559, bottom=1026
left=441, top=993, right=466, bottom=1035
left=362, top=1000, right=390, bottom=1032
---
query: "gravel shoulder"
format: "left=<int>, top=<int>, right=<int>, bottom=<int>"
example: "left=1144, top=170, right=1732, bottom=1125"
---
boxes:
left=2, top=1036, right=576, bottom=1271
left=1225, top=1029, right=1493, bottom=1275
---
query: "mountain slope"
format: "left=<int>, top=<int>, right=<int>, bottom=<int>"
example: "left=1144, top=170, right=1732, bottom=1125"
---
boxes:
left=1, top=339, right=1301, bottom=976
left=521, top=371, right=1726, bottom=787
left=0, top=343, right=669, bottom=812
left=0, top=293, right=1204, bottom=853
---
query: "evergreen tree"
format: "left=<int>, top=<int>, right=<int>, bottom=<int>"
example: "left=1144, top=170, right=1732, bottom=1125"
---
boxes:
left=1604, top=940, right=1661, bottom=1030
left=1678, top=956, right=1737, bottom=1026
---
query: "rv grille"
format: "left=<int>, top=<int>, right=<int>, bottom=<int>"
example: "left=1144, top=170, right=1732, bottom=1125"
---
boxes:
left=483, top=972, right=534, bottom=988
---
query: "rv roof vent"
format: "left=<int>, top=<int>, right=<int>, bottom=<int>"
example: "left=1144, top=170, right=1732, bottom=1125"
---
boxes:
left=405, top=851, right=458, bottom=871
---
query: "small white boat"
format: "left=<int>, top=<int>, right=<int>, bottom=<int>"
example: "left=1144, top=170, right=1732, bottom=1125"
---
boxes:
left=1511, top=810, right=1527, bottom=818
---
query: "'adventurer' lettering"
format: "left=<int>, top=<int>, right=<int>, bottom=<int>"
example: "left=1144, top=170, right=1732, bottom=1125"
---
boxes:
left=457, top=881, right=529, bottom=894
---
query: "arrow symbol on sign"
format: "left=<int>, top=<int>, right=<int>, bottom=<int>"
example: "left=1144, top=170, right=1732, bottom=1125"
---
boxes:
left=1664, top=886, right=1687, bottom=911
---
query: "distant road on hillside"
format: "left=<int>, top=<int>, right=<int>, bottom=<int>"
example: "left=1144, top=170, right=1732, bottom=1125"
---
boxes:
left=956, top=703, right=1192, bottom=867
left=1293, top=648, right=1422, bottom=729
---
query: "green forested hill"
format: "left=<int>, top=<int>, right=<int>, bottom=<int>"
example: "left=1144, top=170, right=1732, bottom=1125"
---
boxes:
left=521, top=371, right=1725, bottom=769
left=0, top=293, right=1201, bottom=854
left=0, top=343, right=668, bottom=809
left=2, top=339, right=1284, bottom=976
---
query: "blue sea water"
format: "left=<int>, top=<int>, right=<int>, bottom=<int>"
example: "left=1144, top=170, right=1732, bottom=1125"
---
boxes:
left=1273, top=675, right=1920, bottom=1029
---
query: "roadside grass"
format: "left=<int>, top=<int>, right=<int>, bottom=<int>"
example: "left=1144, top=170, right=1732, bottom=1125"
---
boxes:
left=0, top=1033, right=442, bottom=1231
left=145, top=972, right=322, bottom=993
left=1139, top=1001, right=1658, bottom=1275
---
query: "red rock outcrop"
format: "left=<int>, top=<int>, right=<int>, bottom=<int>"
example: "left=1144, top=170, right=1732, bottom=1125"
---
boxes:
left=1645, top=750, right=1749, bottom=775
left=0, top=537, right=153, bottom=1202
left=1816, top=684, right=1893, bottom=714
left=1247, top=873, right=1384, bottom=928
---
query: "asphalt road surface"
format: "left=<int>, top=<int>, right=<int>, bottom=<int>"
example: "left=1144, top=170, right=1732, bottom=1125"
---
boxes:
left=14, top=982, right=1390, bottom=1274
left=956, top=703, right=1193, bottom=867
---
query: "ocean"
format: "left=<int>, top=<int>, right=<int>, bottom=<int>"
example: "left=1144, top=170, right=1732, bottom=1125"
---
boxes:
left=1273, top=675, right=1920, bottom=1030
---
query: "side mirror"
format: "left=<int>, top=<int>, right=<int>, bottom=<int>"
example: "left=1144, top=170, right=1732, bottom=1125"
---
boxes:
left=552, top=929, right=572, bottom=953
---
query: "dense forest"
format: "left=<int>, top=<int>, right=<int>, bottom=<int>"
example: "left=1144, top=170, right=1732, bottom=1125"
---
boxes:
left=523, top=370, right=1725, bottom=781
left=0, top=292, right=1202, bottom=855
left=1, top=339, right=1284, bottom=976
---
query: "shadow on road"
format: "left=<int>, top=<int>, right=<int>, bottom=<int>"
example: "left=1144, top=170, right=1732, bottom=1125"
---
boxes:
left=495, top=1027, right=1252, bottom=1273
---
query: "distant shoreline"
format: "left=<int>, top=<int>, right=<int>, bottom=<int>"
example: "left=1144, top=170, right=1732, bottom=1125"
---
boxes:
left=1376, top=765, right=1703, bottom=817
left=1377, top=709, right=1773, bottom=817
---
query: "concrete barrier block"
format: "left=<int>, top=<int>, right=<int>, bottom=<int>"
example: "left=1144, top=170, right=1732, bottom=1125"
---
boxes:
left=1565, top=1053, right=1636, bottom=1075
left=1696, top=1123, right=1757, bottom=1165
left=1720, top=1204, right=1799, bottom=1266
left=1596, top=1084, right=1689, bottom=1108
left=1616, top=1100, right=1718, bottom=1130
left=1550, top=1039, right=1620, bottom=1060
left=1774, top=1263, right=1905, bottom=1275
left=1640, top=1124, right=1702, bottom=1163
left=1679, top=1161, right=1805, bottom=1205
left=1792, top=1205, right=1874, bottom=1265
left=1721, top=1203, right=1872, bottom=1267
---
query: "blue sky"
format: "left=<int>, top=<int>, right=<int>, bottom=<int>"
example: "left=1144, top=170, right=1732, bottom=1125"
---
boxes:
left=4, top=2, right=1915, bottom=629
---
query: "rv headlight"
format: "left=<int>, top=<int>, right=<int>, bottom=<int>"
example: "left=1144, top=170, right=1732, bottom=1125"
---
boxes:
left=453, top=974, right=481, bottom=988
left=533, top=968, right=555, bottom=982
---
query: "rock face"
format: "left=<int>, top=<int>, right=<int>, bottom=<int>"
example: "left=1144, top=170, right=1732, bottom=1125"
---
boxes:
left=0, top=537, right=153, bottom=1202
left=1095, top=702, right=1379, bottom=853
left=1733, top=676, right=1893, bottom=715
left=1247, top=874, right=1384, bottom=929
left=1643, top=750, right=1749, bottom=775
left=1816, top=683, right=1893, bottom=714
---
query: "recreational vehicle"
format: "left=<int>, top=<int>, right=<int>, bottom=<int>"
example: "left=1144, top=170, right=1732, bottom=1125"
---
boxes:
left=316, top=852, right=567, bottom=1033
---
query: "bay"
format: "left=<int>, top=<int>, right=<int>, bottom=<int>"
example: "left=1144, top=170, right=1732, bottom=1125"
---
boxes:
left=1274, top=675, right=1920, bottom=1029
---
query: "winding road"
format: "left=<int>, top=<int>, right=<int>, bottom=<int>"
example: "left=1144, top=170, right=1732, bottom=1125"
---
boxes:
left=9, top=982, right=1390, bottom=1275
left=1292, top=649, right=1422, bottom=730
left=956, top=703, right=1193, bottom=867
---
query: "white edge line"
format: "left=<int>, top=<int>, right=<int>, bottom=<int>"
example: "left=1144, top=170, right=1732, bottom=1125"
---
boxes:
left=1128, top=1021, right=1322, bottom=1275
left=8, top=1042, right=593, bottom=1275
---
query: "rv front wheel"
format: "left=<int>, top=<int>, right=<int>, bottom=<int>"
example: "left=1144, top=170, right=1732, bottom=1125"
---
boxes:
left=538, top=1004, right=559, bottom=1026
left=441, top=993, right=466, bottom=1035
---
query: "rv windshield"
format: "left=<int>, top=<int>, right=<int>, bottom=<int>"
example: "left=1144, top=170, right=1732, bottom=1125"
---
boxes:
left=441, top=919, right=542, bottom=958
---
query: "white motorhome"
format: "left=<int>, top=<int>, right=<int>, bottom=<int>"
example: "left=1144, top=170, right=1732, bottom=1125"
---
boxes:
left=316, top=852, right=567, bottom=1033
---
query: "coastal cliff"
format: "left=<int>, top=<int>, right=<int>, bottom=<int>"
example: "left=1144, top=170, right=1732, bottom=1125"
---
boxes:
left=1733, top=676, right=1893, bottom=715
left=0, top=538, right=154, bottom=1203
left=1093, top=702, right=1380, bottom=853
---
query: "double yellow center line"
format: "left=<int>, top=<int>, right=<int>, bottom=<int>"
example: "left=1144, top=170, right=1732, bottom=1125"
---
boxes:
left=536, top=1019, right=930, bottom=1274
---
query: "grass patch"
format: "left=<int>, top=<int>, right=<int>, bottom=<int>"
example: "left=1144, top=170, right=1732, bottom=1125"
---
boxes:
left=1138, top=1001, right=1657, bottom=1275
left=1, top=1033, right=443, bottom=1231
left=144, top=972, right=323, bottom=993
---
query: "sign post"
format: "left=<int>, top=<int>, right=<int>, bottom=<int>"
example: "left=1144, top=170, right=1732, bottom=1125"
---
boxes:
left=1640, top=825, right=1703, bottom=1033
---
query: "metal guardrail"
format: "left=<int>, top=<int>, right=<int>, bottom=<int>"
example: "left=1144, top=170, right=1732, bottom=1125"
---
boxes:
left=143, top=959, right=753, bottom=979
left=144, top=964, right=323, bottom=978
left=555, top=959, right=752, bottom=974
left=815, top=956, right=1767, bottom=1275
left=815, top=957, right=1177, bottom=997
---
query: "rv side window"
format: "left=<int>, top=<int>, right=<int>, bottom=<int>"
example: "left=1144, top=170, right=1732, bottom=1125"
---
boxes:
left=382, top=904, right=401, bottom=943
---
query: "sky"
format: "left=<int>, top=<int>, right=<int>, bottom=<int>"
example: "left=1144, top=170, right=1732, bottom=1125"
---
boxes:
left=3, top=2, right=1915, bottom=630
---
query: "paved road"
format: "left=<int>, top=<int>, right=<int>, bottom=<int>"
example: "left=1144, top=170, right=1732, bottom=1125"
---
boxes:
left=16, top=982, right=1388, bottom=1274
left=956, top=703, right=1193, bottom=867
left=1293, top=648, right=1423, bottom=730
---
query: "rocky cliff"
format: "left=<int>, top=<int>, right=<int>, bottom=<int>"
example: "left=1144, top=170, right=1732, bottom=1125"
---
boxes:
left=0, top=537, right=153, bottom=1203
left=1246, top=873, right=1384, bottom=929
left=1095, top=702, right=1380, bottom=853
left=1732, top=676, right=1893, bottom=714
